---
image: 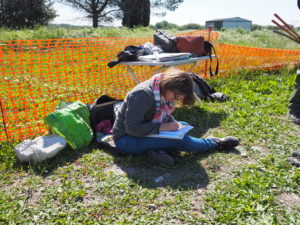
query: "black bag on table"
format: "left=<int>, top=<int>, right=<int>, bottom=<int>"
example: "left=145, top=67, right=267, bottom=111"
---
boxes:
left=176, top=35, right=219, bottom=77
left=154, top=30, right=178, bottom=53
left=107, top=45, right=148, bottom=68
left=203, top=41, right=219, bottom=77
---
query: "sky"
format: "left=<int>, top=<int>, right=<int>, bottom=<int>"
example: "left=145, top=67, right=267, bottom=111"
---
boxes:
left=52, top=0, right=300, bottom=27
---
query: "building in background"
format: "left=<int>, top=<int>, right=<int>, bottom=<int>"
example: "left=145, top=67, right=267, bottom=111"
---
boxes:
left=205, top=17, right=252, bottom=30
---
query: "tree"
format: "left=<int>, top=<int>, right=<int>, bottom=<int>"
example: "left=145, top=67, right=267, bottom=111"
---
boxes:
left=60, top=0, right=121, bottom=28
left=60, top=0, right=184, bottom=28
left=0, top=0, right=56, bottom=29
left=179, top=23, right=203, bottom=31
left=151, top=0, right=184, bottom=12
left=120, top=0, right=184, bottom=28
left=120, top=0, right=150, bottom=28
left=154, top=20, right=178, bottom=29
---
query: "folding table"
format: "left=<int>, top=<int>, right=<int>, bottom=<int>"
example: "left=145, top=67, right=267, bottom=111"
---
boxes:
left=119, top=55, right=215, bottom=104
left=119, top=55, right=214, bottom=84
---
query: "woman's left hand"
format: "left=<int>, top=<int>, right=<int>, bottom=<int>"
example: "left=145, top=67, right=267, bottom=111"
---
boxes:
left=159, top=122, right=179, bottom=131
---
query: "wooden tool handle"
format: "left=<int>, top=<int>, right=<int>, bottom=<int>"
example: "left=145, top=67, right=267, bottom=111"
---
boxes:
left=274, top=13, right=300, bottom=40
left=273, top=30, right=300, bottom=44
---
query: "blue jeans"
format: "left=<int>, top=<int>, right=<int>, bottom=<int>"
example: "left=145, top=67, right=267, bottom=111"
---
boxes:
left=115, top=135, right=218, bottom=155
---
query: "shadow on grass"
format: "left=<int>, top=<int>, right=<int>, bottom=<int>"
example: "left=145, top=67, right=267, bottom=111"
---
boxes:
left=12, top=144, right=96, bottom=177
left=174, top=106, right=228, bottom=137
left=114, top=153, right=210, bottom=190
left=101, top=106, right=232, bottom=190
left=13, top=106, right=230, bottom=189
left=12, top=142, right=240, bottom=190
left=110, top=146, right=241, bottom=190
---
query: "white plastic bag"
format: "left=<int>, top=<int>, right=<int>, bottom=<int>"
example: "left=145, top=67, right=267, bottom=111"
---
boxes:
left=15, top=134, right=66, bottom=162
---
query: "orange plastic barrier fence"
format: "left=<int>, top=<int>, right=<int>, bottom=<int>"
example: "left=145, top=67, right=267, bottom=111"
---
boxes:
left=217, top=44, right=300, bottom=73
left=0, top=30, right=299, bottom=142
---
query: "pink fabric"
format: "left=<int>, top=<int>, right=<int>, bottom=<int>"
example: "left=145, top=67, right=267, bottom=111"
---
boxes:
left=95, top=119, right=112, bottom=134
left=150, top=73, right=175, bottom=123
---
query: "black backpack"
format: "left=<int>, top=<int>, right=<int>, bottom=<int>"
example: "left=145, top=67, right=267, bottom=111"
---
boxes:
left=190, top=73, right=229, bottom=102
left=88, top=95, right=126, bottom=155
left=88, top=95, right=123, bottom=139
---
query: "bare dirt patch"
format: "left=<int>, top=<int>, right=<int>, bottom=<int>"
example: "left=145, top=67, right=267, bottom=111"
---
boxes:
left=276, top=192, right=300, bottom=210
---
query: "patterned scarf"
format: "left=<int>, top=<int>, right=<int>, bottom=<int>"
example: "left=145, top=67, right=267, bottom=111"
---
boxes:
left=150, top=73, right=175, bottom=123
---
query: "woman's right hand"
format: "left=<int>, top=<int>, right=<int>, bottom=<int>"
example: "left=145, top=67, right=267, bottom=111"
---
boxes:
left=159, top=122, right=179, bottom=132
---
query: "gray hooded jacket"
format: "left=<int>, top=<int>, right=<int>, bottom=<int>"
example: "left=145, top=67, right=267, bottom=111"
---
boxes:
left=112, top=79, right=174, bottom=140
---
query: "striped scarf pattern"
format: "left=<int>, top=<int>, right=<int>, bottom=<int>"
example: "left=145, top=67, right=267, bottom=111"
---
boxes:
left=150, top=73, right=175, bottom=123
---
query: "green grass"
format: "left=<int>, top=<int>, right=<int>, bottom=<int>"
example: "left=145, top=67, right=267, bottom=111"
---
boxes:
left=1, top=68, right=299, bottom=224
left=0, top=26, right=167, bottom=41
left=218, top=28, right=300, bottom=50
left=0, top=26, right=300, bottom=50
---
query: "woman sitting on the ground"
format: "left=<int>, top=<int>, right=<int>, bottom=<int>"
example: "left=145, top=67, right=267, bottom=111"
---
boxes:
left=112, top=67, right=239, bottom=164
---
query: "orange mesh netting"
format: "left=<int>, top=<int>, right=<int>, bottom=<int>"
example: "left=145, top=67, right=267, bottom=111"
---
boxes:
left=217, top=44, right=300, bottom=73
left=0, top=30, right=299, bottom=141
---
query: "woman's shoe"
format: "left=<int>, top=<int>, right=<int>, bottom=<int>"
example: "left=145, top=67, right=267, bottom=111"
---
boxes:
left=212, top=136, right=240, bottom=151
left=287, top=157, right=300, bottom=167
left=287, top=111, right=300, bottom=125
left=292, top=151, right=300, bottom=158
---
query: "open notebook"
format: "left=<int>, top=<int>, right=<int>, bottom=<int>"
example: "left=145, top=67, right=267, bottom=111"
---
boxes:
left=138, top=53, right=192, bottom=62
left=147, top=124, right=194, bottom=139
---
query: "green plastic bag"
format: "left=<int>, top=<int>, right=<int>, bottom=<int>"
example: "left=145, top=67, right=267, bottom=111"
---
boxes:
left=45, top=101, right=93, bottom=150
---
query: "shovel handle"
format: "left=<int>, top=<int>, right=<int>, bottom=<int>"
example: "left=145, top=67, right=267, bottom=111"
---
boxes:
left=273, top=30, right=300, bottom=44
left=272, top=19, right=299, bottom=41
left=274, top=13, right=300, bottom=40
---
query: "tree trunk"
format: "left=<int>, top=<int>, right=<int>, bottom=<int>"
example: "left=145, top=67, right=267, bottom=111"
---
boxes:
left=92, top=13, right=98, bottom=27
left=122, top=0, right=150, bottom=28
left=91, top=0, right=98, bottom=28
left=142, top=0, right=150, bottom=26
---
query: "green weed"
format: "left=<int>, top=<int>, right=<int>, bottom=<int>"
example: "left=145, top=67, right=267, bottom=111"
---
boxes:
left=1, top=68, right=299, bottom=224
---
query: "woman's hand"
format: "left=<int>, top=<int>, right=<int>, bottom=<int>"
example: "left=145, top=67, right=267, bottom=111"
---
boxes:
left=159, top=122, right=179, bottom=132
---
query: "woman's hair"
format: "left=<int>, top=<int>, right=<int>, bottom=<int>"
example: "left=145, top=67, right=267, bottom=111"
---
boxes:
left=159, top=67, right=195, bottom=106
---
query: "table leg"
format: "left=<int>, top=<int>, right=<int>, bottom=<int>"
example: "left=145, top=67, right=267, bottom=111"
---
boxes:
left=126, top=64, right=202, bottom=105
left=126, top=65, right=140, bottom=84
left=153, top=65, right=168, bottom=74
left=127, top=65, right=168, bottom=84
left=188, top=61, right=198, bottom=72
